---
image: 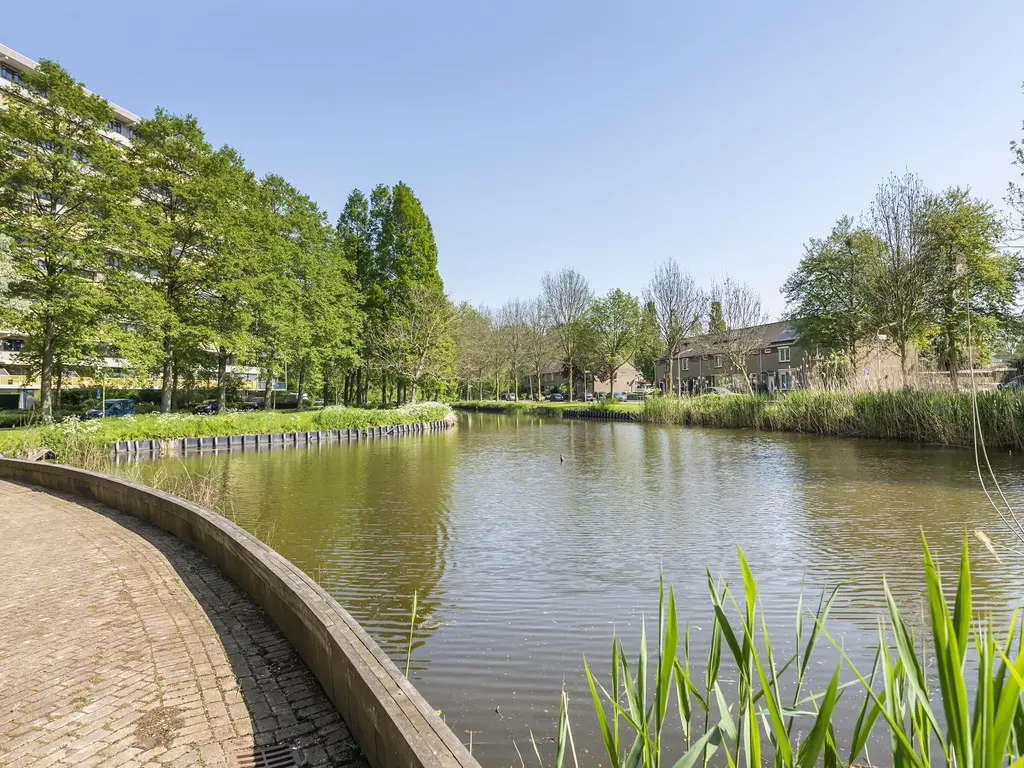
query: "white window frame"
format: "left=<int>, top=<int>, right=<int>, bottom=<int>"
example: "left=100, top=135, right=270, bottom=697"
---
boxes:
left=779, top=369, right=793, bottom=391
left=778, top=346, right=791, bottom=363
left=681, top=357, right=689, bottom=371
left=713, top=355, right=723, bottom=369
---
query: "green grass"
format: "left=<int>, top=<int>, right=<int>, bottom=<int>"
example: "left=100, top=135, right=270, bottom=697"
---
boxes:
left=538, top=534, right=1024, bottom=768
left=0, top=402, right=453, bottom=463
left=453, top=399, right=642, bottom=416
left=640, top=390, right=1024, bottom=450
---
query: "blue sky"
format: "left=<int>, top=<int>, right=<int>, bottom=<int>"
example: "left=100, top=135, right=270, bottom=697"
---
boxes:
left=6, top=1, right=1023, bottom=315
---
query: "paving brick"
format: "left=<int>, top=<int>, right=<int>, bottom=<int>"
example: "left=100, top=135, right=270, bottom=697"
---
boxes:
left=0, top=480, right=367, bottom=767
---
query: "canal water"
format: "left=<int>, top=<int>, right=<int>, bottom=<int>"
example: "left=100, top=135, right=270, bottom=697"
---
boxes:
left=115, top=412, right=1024, bottom=765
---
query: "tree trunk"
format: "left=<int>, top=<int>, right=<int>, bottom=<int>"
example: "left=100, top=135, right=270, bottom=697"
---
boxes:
left=666, top=348, right=675, bottom=400
left=296, top=361, right=306, bottom=410
left=567, top=363, right=574, bottom=402
left=39, top=322, right=55, bottom=421
left=216, top=347, right=228, bottom=411
left=54, top=356, right=63, bottom=412
left=160, top=331, right=174, bottom=414
left=171, top=366, right=180, bottom=411
left=948, top=330, right=960, bottom=392
left=322, top=373, right=330, bottom=408
left=381, top=374, right=387, bottom=407
left=355, top=367, right=363, bottom=406
left=263, top=365, right=274, bottom=410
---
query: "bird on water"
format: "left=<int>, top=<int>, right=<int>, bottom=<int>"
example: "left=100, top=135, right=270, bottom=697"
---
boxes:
left=560, top=454, right=564, bottom=463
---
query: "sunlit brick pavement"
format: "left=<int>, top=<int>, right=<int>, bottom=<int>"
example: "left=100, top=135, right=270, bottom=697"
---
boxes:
left=0, top=478, right=367, bottom=767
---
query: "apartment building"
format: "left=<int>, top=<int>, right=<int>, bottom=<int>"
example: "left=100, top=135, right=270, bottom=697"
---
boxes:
left=0, top=44, right=262, bottom=408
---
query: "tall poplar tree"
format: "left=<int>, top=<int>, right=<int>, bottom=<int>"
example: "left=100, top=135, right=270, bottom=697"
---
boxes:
left=0, top=60, right=135, bottom=419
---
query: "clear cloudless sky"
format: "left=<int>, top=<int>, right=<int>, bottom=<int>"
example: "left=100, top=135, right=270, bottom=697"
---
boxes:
left=5, top=1, right=1024, bottom=315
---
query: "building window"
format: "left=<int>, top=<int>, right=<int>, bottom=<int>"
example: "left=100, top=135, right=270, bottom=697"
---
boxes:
left=127, top=127, right=136, bottom=139
left=1, top=65, right=24, bottom=84
left=681, top=357, right=689, bottom=372
left=780, top=370, right=793, bottom=391
left=713, top=355, right=723, bottom=369
left=778, top=346, right=791, bottom=363
left=108, top=120, right=122, bottom=134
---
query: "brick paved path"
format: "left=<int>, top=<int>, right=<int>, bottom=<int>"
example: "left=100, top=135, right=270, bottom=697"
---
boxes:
left=0, top=479, right=368, bottom=768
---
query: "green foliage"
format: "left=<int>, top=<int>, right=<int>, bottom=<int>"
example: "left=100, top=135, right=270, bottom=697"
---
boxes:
left=782, top=216, right=877, bottom=370
left=544, top=536, right=1024, bottom=768
left=0, top=59, right=137, bottom=419
left=708, top=301, right=727, bottom=335
left=0, top=403, right=453, bottom=462
left=587, top=289, right=642, bottom=395
left=921, top=188, right=1019, bottom=380
left=640, top=390, right=1024, bottom=449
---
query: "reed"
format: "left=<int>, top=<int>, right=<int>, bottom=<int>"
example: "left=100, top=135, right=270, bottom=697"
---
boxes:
left=640, top=390, right=1024, bottom=450
left=532, top=535, right=1024, bottom=767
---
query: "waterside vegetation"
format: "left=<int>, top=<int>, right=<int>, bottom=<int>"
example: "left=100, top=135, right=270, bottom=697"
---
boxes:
left=0, top=402, right=453, bottom=463
left=640, top=390, right=1024, bottom=450
left=538, top=535, right=1024, bottom=768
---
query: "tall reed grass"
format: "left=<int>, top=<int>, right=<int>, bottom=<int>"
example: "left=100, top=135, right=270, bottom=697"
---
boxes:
left=533, top=536, right=1024, bottom=767
left=641, top=391, right=1024, bottom=450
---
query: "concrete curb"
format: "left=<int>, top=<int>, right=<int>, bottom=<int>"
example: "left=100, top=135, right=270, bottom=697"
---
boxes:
left=561, top=409, right=638, bottom=422
left=0, top=457, right=480, bottom=768
left=110, top=418, right=455, bottom=458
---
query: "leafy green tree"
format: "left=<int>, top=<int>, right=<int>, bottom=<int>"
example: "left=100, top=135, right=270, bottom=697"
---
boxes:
left=921, top=188, right=1019, bottom=387
left=454, top=303, right=493, bottom=400
left=782, top=216, right=877, bottom=379
left=497, top=298, right=529, bottom=399
left=632, top=301, right=661, bottom=384
left=0, top=235, right=27, bottom=327
left=267, top=177, right=362, bottom=409
left=114, top=110, right=247, bottom=413
left=370, top=282, right=458, bottom=402
left=588, top=289, right=641, bottom=396
left=0, top=60, right=135, bottom=419
left=708, top=301, right=727, bottom=334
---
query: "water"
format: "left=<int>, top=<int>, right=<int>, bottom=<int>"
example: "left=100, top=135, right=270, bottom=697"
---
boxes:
left=114, top=412, right=1024, bottom=765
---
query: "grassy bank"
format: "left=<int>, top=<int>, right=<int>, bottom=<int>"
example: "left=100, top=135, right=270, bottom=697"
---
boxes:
left=641, top=389, right=1024, bottom=449
left=0, top=402, right=453, bottom=463
left=453, top=399, right=642, bottom=416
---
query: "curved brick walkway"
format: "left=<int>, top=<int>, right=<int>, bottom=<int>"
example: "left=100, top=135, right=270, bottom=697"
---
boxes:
left=0, top=479, right=368, bottom=768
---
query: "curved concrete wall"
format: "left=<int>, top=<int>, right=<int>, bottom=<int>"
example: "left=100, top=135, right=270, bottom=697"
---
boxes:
left=0, top=458, right=480, bottom=768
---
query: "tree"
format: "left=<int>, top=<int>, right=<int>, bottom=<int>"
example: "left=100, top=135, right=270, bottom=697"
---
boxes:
left=782, top=216, right=877, bottom=380
left=541, top=268, right=593, bottom=401
left=1010, top=82, right=1024, bottom=238
left=0, top=235, right=28, bottom=327
left=643, top=261, right=703, bottom=397
left=921, top=188, right=1018, bottom=387
left=632, top=301, right=661, bottom=384
left=496, top=298, right=529, bottom=400
left=0, top=60, right=135, bottom=419
left=370, top=283, right=458, bottom=403
left=115, top=110, right=247, bottom=413
left=454, top=303, right=493, bottom=400
left=703, top=277, right=769, bottom=393
left=865, top=172, right=933, bottom=383
left=588, top=289, right=641, bottom=397
left=523, top=298, right=555, bottom=399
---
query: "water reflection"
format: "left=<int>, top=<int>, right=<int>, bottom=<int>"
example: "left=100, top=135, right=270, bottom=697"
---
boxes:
left=112, top=413, right=1024, bottom=766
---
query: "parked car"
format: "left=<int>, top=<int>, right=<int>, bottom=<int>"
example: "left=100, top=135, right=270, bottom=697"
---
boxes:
left=500, top=392, right=517, bottom=401
left=583, top=392, right=595, bottom=402
left=240, top=397, right=265, bottom=410
left=613, top=392, right=628, bottom=402
left=700, top=387, right=734, bottom=396
left=548, top=392, right=565, bottom=402
left=84, top=399, right=135, bottom=419
left=998, top=376, right=1024, bottom=390
left=193, top=399, right=221, bottom=415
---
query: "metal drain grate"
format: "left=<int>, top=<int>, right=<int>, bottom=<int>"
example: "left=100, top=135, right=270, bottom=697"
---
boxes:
left=229, top=743, right=301, bottom=768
